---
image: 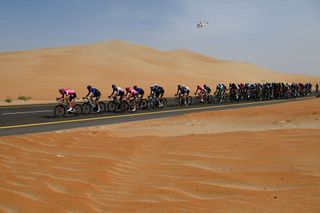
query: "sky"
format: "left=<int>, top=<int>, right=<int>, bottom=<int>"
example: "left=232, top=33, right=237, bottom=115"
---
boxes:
left=0, top=0, right=319, bottom=75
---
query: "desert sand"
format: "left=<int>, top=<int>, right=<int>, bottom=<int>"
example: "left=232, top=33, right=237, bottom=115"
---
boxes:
left=1, top=40, right=319, bottom=104
left=0, top=98, right=319, bottom=212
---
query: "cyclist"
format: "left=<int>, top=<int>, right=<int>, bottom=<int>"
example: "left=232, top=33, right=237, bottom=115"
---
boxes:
left=149, top=84, right=165, bottom=107
left=203, top=84, right=211, bottom=95
left=83, top=85, right=101, bottom=113
left=150, top=84, right=165, bottom=98
left=133, top=85, right=144, bottom=99
left=176, top=85, right=190, bottom=97
left=109, top=84, right=125, bottom=101
left=194, top=85, right=207, bottom=102
left=125, top=87, right=139, bottom=111
left=175, top=85, right=190, bottom=105
left=57, top=88, right=77, bottom=112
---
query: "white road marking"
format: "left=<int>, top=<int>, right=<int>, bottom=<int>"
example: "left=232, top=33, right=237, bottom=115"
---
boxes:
left=1, top=110, right=52, bottom=116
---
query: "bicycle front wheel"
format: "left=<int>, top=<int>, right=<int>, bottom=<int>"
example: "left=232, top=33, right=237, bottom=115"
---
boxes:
left=194, top=96, right=201, bottom=104
left=147, top=99, right=155, bottom=109
left=120, top=101, right=129, bottom=112
left=140, top=99, right=148, bottom=109
left=107, top=101, right=117, bottom=112
left=187, top=96, right=193, bottom=105
left=82, top=102, right=92, bottom=115
left=207, top=95, right=214, bottom=103
left=73, top=104, right=82, bottom=115
left=54, top=105, right=66, bottom=117
left=98, top=102, right=106, bottom=113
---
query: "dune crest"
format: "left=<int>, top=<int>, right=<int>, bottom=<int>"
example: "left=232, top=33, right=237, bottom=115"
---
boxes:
left=1, top=40, right=319, bottom=102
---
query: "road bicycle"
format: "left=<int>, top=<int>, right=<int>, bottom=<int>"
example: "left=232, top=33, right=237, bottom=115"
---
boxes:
left=82, top=97, right=106, bottom=115
left=175, top=95, right=192, bottom=106
left=147, top=96, right=167, bottom=109
left=193, top=93, right=214, bottom=104
left=107, top=96, right=138, bottom=112
left=53, top=99, right=82, bottom=117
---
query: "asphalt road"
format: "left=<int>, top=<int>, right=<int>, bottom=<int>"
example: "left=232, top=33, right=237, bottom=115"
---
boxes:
left=0, top=95, right=316, bottom=136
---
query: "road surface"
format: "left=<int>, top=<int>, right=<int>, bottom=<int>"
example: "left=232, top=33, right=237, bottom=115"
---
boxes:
left=0, top=95, right=315, bottom=136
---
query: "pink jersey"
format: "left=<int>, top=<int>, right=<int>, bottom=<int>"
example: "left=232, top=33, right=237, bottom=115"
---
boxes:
left=129, top=89, right=138, bottom=95
left=65, top=89, right=76, bottom=95
left=198, top=86, right=205, bottom=92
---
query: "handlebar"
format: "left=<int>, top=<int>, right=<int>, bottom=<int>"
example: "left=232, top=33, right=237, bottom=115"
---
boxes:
left=56, top=98, right=65, bottom=103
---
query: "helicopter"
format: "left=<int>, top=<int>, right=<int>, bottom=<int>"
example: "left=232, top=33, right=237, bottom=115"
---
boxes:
left=196, top=21, right=208, bottom=28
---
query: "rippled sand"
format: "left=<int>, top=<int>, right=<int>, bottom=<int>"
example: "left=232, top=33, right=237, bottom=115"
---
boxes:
left=0, top=99, right=320, bottom=212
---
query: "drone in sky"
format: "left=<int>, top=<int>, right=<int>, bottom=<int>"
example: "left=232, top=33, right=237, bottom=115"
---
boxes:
left=196, top=21, right=208, bottom=28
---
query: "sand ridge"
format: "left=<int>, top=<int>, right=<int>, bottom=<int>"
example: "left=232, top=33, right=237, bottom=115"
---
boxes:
left=1, top=40, right=319, bottom=104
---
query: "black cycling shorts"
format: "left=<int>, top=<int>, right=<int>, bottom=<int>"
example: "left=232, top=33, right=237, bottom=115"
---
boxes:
left=181, top=89, right=189, bottom=94
left=69, top=93, right=77, bottom=101
left=118, top=91, right=125, bottom=96
left=93, top=94, right=101, bottom=101
left=155, top=91, right=164, bottom=98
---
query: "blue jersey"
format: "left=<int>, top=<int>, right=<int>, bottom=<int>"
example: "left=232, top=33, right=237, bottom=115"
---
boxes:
left=91, top=88, right=101, bottom=96
left=135, top=88, right=144, bottom=94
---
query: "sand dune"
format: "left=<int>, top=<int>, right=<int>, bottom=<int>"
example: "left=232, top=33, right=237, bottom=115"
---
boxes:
left=1, top=98, right=320, bottom=212
left=1, top=40, right=319, bottom=103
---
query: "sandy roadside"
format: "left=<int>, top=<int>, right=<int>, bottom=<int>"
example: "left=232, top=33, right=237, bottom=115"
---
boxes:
left=0, top=98, right=319, bottom=212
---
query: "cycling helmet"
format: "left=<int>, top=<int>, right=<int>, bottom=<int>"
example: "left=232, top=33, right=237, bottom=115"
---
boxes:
left=87, top=85, right=92, bottom=90
left=133, top=85, right=137, bottom=90
left=59, top=88, right=64, bottom=94
left=112, top=84, right=116, bottom=89
left=125, top=87, right=130, bottom=91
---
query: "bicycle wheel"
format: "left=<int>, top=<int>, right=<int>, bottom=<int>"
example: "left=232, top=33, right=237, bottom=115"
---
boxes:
left=147, top=99, right=155, bottom=109
left=187, top=96, right=193, bottom=105
left=175, top=97, right=182, bottom=105
left=98, top=102, right=106, bottom=113
left=73, top=104, right=82, bottom=115
left=128, top=101, right=136, bottom=112
left=207, top=95, right=214, bottom=103
left=82, top=102, right=92, bottom=115
left=194, top=96, right=201, bottom=104
left=158, top=99, right=165, bottom=109
left=107, top=101, right=117, bottom=112
left=140, top=99, right=148, bottom=109
left=54, top=105, right=66, bottom=117
left=120, top=101, right=129, bottom=112
left=161, top=98, right=167, bottom=107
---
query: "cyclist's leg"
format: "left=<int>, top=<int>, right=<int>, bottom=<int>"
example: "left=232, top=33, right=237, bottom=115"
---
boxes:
left=68, top=94, right=76, bottom=111
left=200, top=91, right=204, bottom=101
left=67, top=95, right=73, bottom=111
left=132, top=95, right=137, bottom=111
left=89, top=94, right=95, bottom=106
left=95, top=94, right=101, bottom=112
left=155, top=92, right=161, bottom=107
left=183, top=92, right=187, bottom=104
left=160, top=91, right=164, bottom=99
